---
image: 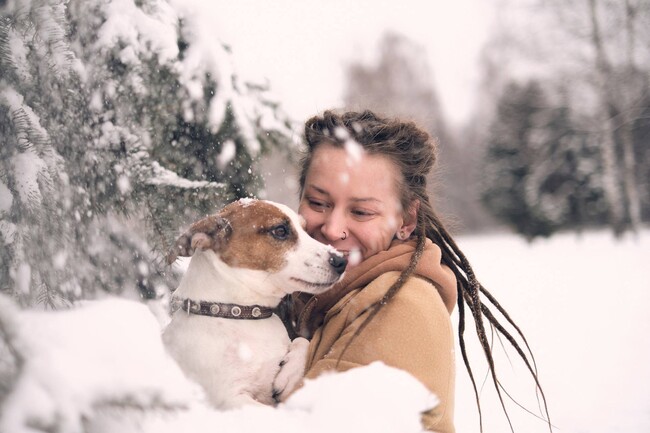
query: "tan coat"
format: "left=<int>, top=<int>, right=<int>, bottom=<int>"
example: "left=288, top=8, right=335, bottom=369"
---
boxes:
left=292, top=239, right=458, bottom=433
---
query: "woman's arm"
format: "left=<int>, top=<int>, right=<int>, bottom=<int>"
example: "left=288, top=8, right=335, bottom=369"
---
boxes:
left=304, top=272, right=456, bottom=432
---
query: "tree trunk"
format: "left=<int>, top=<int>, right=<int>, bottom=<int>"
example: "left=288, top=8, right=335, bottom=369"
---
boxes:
left=619, top=0, right=642, bottom=232
left=619, top=121, right=641, bottom=231
left=588, top=0, right=627, bottom=234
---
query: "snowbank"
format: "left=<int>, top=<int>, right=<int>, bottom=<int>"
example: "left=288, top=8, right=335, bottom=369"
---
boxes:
left=0, top=297, right=437, bottom=433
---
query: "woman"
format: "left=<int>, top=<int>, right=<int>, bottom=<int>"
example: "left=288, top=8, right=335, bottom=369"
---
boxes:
left=279, top=110, right=549, bottom=433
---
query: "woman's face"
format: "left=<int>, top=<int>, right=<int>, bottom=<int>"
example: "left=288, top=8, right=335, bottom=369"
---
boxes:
left=298, top=143, right=415, bottom=267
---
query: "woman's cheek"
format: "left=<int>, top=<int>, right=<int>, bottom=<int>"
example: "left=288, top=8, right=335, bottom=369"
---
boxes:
left=300, top=209, right=320, bottom=236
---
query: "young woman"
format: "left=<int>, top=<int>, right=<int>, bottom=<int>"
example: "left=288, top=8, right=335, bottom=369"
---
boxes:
left=279, top=110, right=549, bottom=433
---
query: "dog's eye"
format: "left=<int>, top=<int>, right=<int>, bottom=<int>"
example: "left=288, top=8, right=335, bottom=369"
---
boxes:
left=270, top=224, right=290, bottom=240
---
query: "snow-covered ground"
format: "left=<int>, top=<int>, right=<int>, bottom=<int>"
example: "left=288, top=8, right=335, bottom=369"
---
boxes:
left=453, top=228, right=650, bottom=433
left=0, top=298, right=435, bottom=433
left=1, top=228, right=648, bottom=433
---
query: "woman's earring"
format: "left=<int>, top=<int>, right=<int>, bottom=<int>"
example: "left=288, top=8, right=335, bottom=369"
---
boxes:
left=341, top=231, right=347, bottom=240
left=398, top=231, right=407, bottom=240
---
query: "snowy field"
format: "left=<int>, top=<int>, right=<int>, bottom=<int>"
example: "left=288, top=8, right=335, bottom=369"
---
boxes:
left=453, top=228, right=650, bottom=433
left=1, top=228, right=648, bottom=433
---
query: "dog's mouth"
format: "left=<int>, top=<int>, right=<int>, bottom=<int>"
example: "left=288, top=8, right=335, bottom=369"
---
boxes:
left=290, top=277, right=340, bottom=290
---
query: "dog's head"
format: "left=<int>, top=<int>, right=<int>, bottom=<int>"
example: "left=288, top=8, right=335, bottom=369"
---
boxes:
left=166, top=199, right=346, bottom=296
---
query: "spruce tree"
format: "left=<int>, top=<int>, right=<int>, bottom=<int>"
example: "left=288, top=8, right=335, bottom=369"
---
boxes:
left=0, top=0, right=293, bottom=307
left=480, top=80, right=607, bottom=238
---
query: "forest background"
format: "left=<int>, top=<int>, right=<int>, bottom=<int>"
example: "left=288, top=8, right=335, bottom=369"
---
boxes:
left=2, top=0, right=648, bottom=307
left=0, top=0, right=649, bottom=432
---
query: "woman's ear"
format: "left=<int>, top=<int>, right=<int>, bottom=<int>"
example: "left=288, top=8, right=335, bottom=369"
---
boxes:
left=399, top=199, right=420, bottom=239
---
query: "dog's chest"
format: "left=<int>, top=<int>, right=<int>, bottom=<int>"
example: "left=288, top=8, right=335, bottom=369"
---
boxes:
left=163, top=314, right=290, bottom=407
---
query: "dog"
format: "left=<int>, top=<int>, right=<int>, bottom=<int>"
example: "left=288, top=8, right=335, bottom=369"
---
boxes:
left=162, top=198, right=346, bottom=409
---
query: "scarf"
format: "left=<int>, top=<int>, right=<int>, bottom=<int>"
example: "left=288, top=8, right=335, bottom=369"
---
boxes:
left=292, top=238, right=457, bottom=338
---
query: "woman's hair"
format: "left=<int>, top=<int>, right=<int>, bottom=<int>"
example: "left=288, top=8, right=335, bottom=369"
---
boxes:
left=299, top=110, right=551, bottom=432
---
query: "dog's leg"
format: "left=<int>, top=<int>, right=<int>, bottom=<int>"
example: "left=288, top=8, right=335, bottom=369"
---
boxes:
left=226, top=393, right=268, bottom=409
left=272, top=337, right=310, bottom=402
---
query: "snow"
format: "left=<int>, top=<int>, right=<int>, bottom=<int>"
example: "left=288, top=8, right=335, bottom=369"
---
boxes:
left=116, top=175, right=131, bottom=195
left=344, top=139, right=364, bottom=165
left=145, top=161, right=224, bottom=190
left=14, top=263, right=31, bottom=295
left=453, top=228, right=650, bottom=433
left=216, top=139, right=237, bottom=169
left=32, top=2, right=74, bottom=78
left=11, top=151, right=48, bottom=212
left=7, top=28, right=31, bottom=82
left=0, top=297, right=435, bottom=433
left=238, top=197, right=256, bottom=207
left=0, top=181, right=13, bottom=214
left=348, top=248, right=363, bottom=267
left=0, top=297, right=201, bottom=433
left=0, top=229, right=648, bottom=432
left=0, top=221, right=17, bottom=246
left=170, top=0, right=291, bottom=153
left=96, top=0, right=179, bottom=64
left=52, top=250, right=68, bottom=270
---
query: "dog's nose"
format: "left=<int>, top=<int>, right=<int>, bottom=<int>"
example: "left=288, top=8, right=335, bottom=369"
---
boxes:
left=328, top=253, right=347, bottom=275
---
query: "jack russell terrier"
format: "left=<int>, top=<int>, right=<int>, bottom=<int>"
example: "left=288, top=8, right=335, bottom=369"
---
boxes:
left=162, top=198, right=346, bottom=409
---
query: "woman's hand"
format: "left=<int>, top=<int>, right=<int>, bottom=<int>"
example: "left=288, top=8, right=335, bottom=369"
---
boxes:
left=272, top=337, right=310, bottom=403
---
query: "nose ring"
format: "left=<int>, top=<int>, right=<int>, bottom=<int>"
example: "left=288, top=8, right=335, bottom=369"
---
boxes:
left=341, top=231, right=347, bottom=240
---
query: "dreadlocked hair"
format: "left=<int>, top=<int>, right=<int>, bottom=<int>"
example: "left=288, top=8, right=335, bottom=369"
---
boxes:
left=299, top=109, right=552, bottom=433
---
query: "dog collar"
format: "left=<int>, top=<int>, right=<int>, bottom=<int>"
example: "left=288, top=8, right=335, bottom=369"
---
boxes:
left=172, top=298, right=274, bottom=320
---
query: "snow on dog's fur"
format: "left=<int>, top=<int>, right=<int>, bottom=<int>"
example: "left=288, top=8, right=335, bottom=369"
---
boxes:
left=162, top=199, right=346, bottom=409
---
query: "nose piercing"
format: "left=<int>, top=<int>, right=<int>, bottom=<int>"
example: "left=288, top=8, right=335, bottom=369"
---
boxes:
left=341, top=231, right=347, bottom=240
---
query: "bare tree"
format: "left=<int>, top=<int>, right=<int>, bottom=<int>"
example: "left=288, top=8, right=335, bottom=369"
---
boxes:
left=343, top=32, right=495, bottom=233
left=476, top=0, right=650, bottom=236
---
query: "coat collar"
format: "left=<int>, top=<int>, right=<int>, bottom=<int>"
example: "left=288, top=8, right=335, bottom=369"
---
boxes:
left=292, top=238, right=457, bottom=338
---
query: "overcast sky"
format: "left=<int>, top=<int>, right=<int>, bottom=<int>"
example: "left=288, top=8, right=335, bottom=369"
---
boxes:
left=194, top=0, right=495, bottom=127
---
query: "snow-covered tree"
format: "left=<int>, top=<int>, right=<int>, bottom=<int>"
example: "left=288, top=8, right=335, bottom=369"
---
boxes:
left=0, top=0, right=293, bottom=307
left=481, top=80, right=608, bottom=238
left=474, top=0, right=650, bottom=237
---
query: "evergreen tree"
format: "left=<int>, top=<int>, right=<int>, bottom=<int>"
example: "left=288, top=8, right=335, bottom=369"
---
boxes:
left=0, top=0, right=292, bottom=307
left=478, top=0, right=650, bottom=237
left=481, top=80, right=608, bottom=239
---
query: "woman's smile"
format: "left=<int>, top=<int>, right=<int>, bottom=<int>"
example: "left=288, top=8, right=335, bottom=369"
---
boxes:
left=298, top=142, right=413, bottom=267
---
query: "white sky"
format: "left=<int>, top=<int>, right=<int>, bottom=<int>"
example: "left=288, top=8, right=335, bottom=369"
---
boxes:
left=194, top=0, right=495, bottom=127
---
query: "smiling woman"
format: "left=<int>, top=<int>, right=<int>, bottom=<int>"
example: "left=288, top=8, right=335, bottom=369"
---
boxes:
left=278, top=110, right=551, bottom=433
left=299, top=142, right=415, bottom=267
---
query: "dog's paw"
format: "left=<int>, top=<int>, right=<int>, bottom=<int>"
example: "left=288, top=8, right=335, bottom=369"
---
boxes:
left=272, top=337, right=310, bottom=402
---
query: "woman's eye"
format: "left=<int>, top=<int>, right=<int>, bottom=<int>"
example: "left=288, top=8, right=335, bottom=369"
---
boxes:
left=308, top=199, right=327, bottom=211
left=352, top=209, right=374, bottom=219
left=270, top=225, right=290, bottom=240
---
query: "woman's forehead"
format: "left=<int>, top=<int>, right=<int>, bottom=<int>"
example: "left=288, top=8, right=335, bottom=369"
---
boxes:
left=306, top=144, right=401, bottom=198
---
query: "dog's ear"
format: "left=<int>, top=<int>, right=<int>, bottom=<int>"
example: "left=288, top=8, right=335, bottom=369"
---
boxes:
left=189, top=214, right=231, bottom=252
left=165, top=215, right=231, bottom=265
left=166, top=232, right=193, bottom=265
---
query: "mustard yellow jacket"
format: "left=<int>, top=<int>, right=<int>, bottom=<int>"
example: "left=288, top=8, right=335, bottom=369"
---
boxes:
left=291, top=239, right=458, bottom=432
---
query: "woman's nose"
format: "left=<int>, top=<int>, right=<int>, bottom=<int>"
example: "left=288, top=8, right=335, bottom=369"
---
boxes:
left=321, top=209, right=347, bottom=242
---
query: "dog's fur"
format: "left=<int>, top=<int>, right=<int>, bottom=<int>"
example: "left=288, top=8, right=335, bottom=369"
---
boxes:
left=162, top=199, right=345, bottom=409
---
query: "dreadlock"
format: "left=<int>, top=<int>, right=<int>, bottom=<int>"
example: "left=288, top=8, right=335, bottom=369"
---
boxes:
left=299, top=109, right=552, bottom=433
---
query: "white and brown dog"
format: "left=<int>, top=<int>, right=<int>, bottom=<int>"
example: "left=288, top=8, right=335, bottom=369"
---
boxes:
left=162, top=198, right=346, bottom=409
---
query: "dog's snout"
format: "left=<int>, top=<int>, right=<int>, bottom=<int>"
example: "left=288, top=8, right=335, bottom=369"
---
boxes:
left=328, top=253, right=347, bottom=275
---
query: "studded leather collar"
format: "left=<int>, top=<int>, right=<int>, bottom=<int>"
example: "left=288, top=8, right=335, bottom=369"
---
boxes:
left=172, top=298, right=274, bottom=320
